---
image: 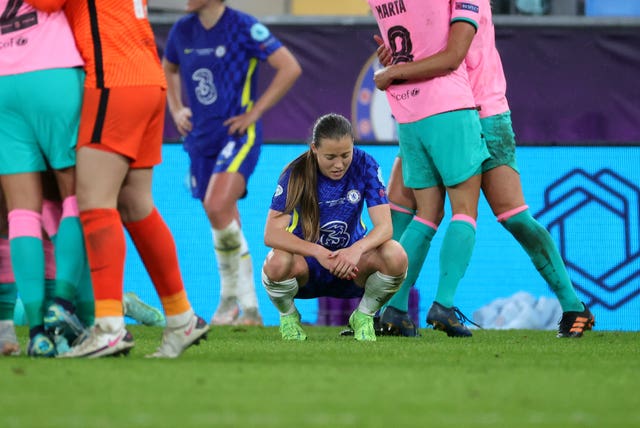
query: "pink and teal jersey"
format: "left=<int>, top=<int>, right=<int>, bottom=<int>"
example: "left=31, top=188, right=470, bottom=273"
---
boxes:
left=0, top=0, right=83, bottom=76
left=368, top=0, right=479, bottom=123
left=461, top=0, right=509, bottom=118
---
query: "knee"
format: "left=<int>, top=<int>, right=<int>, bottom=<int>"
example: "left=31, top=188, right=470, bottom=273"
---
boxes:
left=381, top=240, right=408, bottom=276
left=204, top=200, right=238, bottom=230
left=117, top=196, right=153, bottom=223
left=203, top=201, right=223, bottom=221
left=262, top=250, right=295, bottom=282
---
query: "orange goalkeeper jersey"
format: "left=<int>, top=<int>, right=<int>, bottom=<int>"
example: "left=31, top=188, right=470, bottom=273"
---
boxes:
left=28, top=0, right=166, bottom=88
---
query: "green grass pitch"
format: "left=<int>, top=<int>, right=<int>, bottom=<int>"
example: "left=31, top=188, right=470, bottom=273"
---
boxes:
left=1, top=326, right=639, bottom=428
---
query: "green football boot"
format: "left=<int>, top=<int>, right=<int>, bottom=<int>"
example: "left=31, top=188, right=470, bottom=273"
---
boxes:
left=279, top=311, right=307, bottom=341
left=349, top=310, right=376, bottom=342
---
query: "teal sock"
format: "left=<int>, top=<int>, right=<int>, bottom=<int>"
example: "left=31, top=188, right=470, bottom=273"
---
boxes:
left=0, top=282, right=17, bottom=320
left=54, top=216, right=86, bottom=303
left=391, top=205, right=415, bottom=241
left=44, top=279, right=56, bottom=310
left=75, top=258, right=95, bottom=327
left=435, top=219, right=476, bottom=307
left=502, top=209, right=583, bottom=312
left=388, top=220, right=436, bottom=311
left=13, top=298, right=27, bottom=325
left=11, top=236, right=46, bottom=328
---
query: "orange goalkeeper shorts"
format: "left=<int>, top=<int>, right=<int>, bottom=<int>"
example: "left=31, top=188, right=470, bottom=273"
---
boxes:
left=77, top=86, right=165, bottom=168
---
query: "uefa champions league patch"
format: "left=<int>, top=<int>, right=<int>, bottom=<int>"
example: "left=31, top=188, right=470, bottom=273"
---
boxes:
left=274, top=185, right=284, bottom=198
left=250, top=23, right=271, bottom=42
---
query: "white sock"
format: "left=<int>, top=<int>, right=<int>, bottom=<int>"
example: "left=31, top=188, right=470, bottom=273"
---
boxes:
left=357, top=271, right=405, bottom=316
left=212, top=220, right=241, bottom=300
left=95, top=316, right=125, bottom=332
left=0, top=319, right=15, bottom=329
left=236, top=230, right=259, bottom=311
left=261, top=269, right=298, bottom=316
left=165, top=308, right=194, bottom=328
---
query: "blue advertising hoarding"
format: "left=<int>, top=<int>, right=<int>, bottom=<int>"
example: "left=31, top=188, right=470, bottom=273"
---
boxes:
left=124, top=144, right=639, bottom=331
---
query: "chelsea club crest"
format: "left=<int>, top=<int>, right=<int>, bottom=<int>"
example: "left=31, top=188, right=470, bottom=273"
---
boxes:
left=347, top=189, right=361, bottom=204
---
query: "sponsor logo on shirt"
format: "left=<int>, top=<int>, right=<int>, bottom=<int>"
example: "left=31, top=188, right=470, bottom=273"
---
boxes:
left=192, top=68, right=217, bottom=105
left=0, top=36, right=27, bottom=50
left=392, top=88, right=420, bottom=101
left=319, top=221, right=350, bottom=249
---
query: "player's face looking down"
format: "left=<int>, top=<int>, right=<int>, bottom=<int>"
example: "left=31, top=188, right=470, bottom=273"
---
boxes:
left=311, top=136, right=354, bottom=181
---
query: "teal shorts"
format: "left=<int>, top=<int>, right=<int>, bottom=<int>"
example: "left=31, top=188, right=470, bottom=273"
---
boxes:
left=0, top=67, right=84, bottom=174
left=398, top=109, right=489, bottom=188
left=481, top=111, right=520, bottom=173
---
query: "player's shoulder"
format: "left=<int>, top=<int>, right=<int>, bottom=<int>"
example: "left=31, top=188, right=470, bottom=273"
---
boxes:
left=353, top=147, right=378, bottom=166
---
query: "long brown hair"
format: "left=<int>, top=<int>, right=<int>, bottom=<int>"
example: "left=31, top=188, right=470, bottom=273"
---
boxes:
left=282, top=113, right=354, bottom=242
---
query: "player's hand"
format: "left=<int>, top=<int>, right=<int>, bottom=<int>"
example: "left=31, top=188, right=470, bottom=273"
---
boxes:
left=316, top=250, right=350, bottom=279
left=223, top=109, right=261, bottom=136
left=374, top=34, right=392, bottom=67
left=328, top=248, right=360, bottom=280
left=373, top=67, right=395, bottom=91
left=172, top=107, right=193, bottom=137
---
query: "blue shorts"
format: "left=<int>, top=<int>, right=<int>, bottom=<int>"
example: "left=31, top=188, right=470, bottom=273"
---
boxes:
left=398, top=109, right=488, bottom=188
left=187, top=131, right=262, bottom=201
left=0, top=67, right=84, bottom=174
left=295, top=257, right=364, bottom=299
left=480, top=111, right=520, bottom=173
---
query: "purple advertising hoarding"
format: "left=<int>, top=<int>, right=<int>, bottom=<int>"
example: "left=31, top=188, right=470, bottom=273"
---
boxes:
left=153, top=19, right=640, bottom=145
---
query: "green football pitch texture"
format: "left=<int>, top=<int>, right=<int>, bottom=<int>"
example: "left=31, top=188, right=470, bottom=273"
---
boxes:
left=2, top=326, right=638, bottom=428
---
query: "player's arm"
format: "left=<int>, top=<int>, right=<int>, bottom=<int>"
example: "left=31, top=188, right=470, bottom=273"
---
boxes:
left=264, top=209, right=330, bottom=260
left=374, top=21, right=477, bottom=90
left=351, top=204, right=393, bottom=255
left=339, top=204, right=393, bottom=264
left=162, top=58, right=192, bottom=137
left=24, top=0, right=65, bottom=12
left=224, top=46, right=302, bottom=135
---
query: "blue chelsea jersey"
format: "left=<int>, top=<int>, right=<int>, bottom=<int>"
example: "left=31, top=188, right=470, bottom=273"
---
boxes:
left=164, top=7, right=282, bottom=144
left=270, top=148, right=389, bottom=251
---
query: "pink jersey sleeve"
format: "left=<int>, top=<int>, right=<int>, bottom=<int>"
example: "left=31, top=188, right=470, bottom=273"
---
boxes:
left=459, top=0, right=510, bottom=118
left=0, top=0, right=83, bottom=76
left=368, top=0, right=477, bottom=123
